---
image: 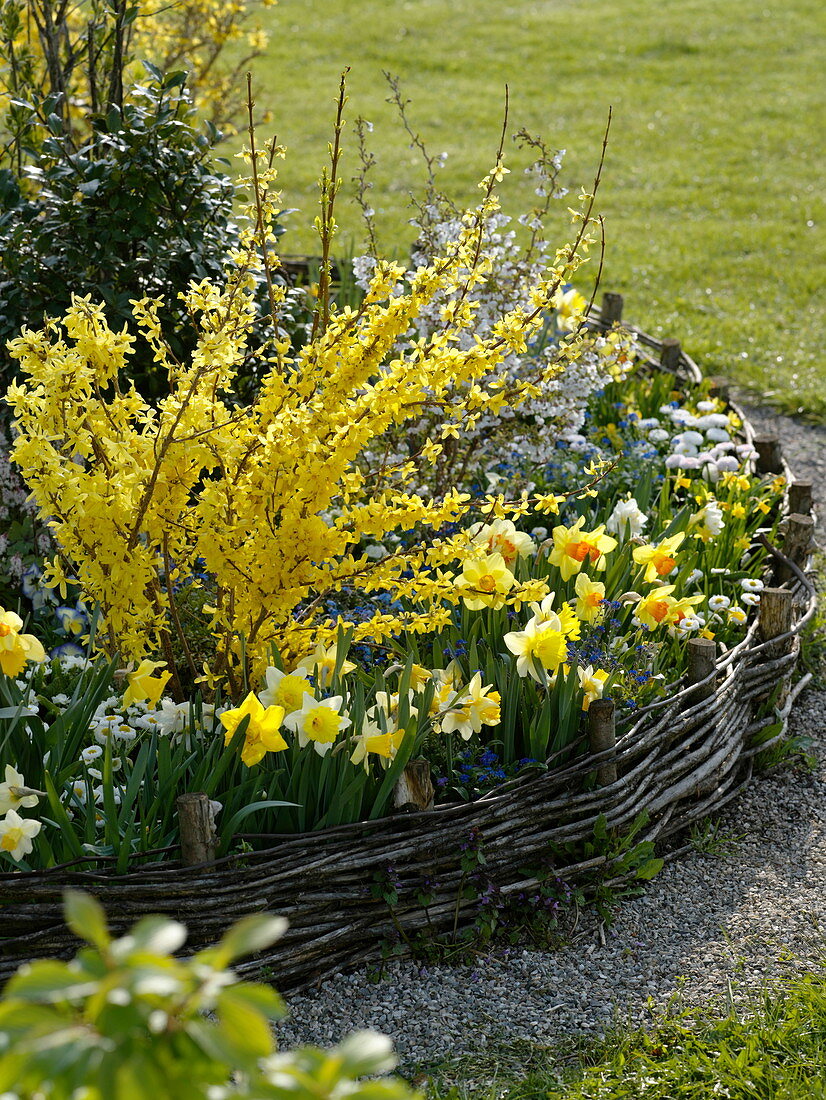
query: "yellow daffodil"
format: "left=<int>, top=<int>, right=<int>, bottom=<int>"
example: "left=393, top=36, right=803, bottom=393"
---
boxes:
left=284, top=693, right=350, bottom=756
left=0, top=609, right=46, bottom=678
left=636, top=587, right=703, bottom=630
left=549, top=518, right=617, bottom=582
left=457, top=552, right=515, bottom=611
left=504, top=614, right=569, bottom=682
left=574, top=574, right=606, bottom=623
left=295, top=644, right=356, bottom=688
left=220, top=692, right=287, bottom=766
left=350, top=722, right=407, bottom=771
left=556, top=286, right=587, bottom=331
left=632, top=532, right=686, bottom=583
left=0, top=809, right=42, bottom=862
left=635, top=586, right=678, bottom=630
left=720, top=472, right=751, bottom=492
left=122, top=659, right=171, bottom=708
left=408, top=664, right=433, bottom=691
left=578, top=665, right=610, bottom=711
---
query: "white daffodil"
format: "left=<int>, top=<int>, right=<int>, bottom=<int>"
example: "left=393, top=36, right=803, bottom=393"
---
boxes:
left=259, top=667, right=313, bottom=713
left=606, top=496, right=648, bottom=540
left=295, top=644, right=356, bottom=688
left=284, top=693, right=351, bottom=756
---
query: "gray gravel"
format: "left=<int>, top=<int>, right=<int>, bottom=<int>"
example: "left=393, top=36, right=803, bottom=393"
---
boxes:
left=278, top=693, right=825, bottom=1069
left=277, top=410, right=826, bottom=1072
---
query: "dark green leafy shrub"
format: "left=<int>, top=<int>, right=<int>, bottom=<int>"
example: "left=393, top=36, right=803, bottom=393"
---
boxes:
left=0, top=65, right=284, bottom=400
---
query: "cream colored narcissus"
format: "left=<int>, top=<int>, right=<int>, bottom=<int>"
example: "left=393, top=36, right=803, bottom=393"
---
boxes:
left=0, top=609, right=46, bottom=678
left=350, top=720, right=407, bottom=772
left=528, top=592, right=582, bottom=639
left=689, top=499, right=725, bottom=542
left=0, top=766, right=41, bottom=815
left=295, top=645, right=356, bottom=688
left=457, top=552, right=515, bottom=611
left=555, top=286, right=587, bottom=331
left=438, top=672, right=501, bottom=739
left=284, top=694, right=350, bottom=756
left=469, top=519, right=534, bottom=567
left=578, top=665, right=609, bottom=711
left=0, top=809, right=42, bottom=862
left=606, top=496, right=648, bottom=540
left=259, top=667, right=313, bottom=713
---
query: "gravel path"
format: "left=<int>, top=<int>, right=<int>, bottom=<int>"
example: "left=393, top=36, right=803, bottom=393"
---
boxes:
left=277, top=407, right=826, bottom=1073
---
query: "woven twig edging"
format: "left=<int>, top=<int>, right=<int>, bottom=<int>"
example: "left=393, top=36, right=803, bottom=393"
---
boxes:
left=0, top=307, right=817, bottom=990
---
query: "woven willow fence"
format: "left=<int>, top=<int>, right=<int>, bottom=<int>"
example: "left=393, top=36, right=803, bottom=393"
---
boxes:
left=0, top=294, right=817, bottom=989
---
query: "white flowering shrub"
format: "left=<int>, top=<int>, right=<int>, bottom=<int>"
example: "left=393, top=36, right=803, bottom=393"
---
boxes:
left=351, top=111, right=635, bottom=498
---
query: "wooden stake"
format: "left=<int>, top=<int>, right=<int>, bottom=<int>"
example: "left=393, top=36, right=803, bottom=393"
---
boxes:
left=776, top=513, right=815, bottom=585
left=393, top=759, right=435, bottom=812
left=177, top=793, right=216, bottom=866
left=686, top=637, right=717, bottom=706
left=588, top=699, right=617, bottom=787
left=601, top=292, right=624, bottom=325
left=758, top=588, right=794, bottom=652
left=754, top=435, right=783, bottom=476
left=787, top=482, right=813, bottom=518
left=659, top=338, right=682, bottom=371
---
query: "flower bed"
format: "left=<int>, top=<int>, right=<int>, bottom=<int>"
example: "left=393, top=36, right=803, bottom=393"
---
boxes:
left=0, top=304, right=815, bottom=989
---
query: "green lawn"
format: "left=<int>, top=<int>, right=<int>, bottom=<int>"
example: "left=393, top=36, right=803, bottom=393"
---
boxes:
left=420, top=974, right=826, bottom=1099
left=249, top=0, right=825, bottom=418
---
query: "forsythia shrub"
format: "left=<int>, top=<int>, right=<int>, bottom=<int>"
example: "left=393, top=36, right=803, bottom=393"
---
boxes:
left=6, top=129, right=619, bottom=692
